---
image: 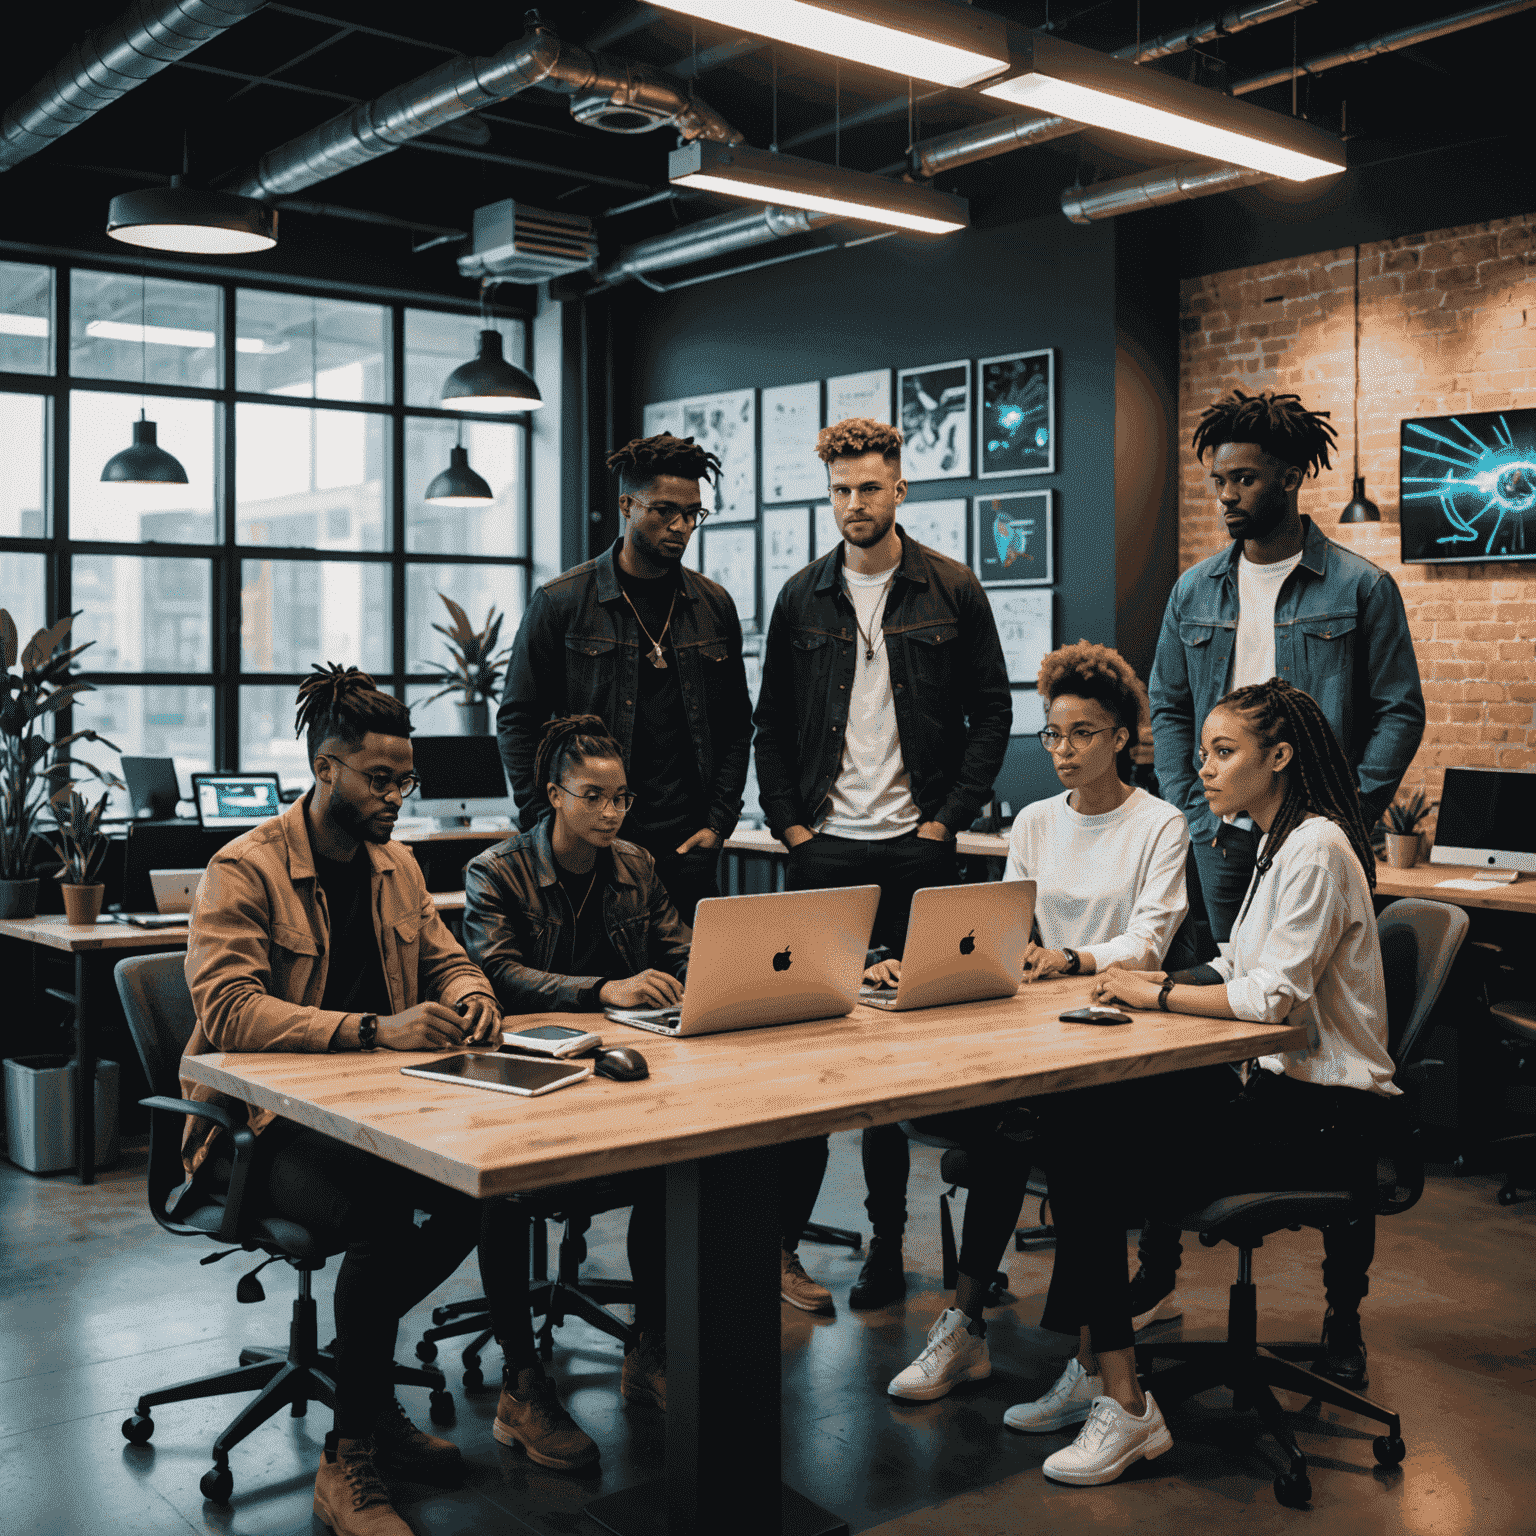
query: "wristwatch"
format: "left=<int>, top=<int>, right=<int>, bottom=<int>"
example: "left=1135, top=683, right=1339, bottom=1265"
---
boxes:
left=356, top=1013, right=379, bottom=1051
left=1061, top=948, right=1082, bottom=976
left=1158, top=978, right=1176, bottom=1012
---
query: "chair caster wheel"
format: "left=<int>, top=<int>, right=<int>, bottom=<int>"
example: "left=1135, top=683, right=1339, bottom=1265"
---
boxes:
left=1373, top=1434, right=1406, bottom=1468
left=121, top=1414, right=154, bottom=1445
left=463, top=1367, right=484, bottom=1391
left=415, top=1340, right=438, bottom=1363
left=429, top=1390, right=455, bottom=1426
left=200, top=1467, right=233, bottom=1504
left=1273, top=1472, right=1311, bottom=1507
left=431, top=1306, right=452, bottom=1325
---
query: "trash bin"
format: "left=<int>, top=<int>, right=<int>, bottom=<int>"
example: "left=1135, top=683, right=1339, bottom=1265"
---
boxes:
left=3, top=1055, right=120, bottom=1174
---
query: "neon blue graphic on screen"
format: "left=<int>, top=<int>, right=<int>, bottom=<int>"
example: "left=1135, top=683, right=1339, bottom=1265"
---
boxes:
left=1402, top=414, right=1536, bottom=554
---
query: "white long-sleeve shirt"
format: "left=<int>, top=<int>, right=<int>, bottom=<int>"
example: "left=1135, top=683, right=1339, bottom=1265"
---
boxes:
left=1213, top=815, right=1399, bottom=1097
left=1003, top=787, right=1190, bottom=972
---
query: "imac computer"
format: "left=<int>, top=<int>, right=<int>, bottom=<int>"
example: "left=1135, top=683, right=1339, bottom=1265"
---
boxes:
left=408, top=735, right=514, bottom=828
left=1430, top=766, right=1536, bottom=881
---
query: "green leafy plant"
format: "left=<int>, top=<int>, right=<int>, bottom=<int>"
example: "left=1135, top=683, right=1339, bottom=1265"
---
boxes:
left=48, top=787, right=111, bottom=885
left=415, top=594, right=512, bottom=708
left=0, top=609, right=123, bottom=882
left=1383, top=789, right=1437, bottom=835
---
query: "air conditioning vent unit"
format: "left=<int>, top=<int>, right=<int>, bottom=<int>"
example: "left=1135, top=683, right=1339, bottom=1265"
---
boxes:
left=457, top=199, right=598, bottom=283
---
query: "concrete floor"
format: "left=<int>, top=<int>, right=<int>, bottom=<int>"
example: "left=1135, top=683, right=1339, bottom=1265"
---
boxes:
left=2, top=1131, right=1533, bottom=1536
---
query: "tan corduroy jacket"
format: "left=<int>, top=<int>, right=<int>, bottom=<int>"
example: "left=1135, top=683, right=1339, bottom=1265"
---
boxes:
left=180, top=794, right=492, bottom=1175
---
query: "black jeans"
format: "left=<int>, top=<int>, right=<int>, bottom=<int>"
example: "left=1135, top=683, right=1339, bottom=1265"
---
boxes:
left=627, top=823, right=721, bottom=928
left=1189, top=822, right=1260, bottom=945
left=781, top=829, right=960, bottom=1247
left=256, top=1124, right=481, bottom=1438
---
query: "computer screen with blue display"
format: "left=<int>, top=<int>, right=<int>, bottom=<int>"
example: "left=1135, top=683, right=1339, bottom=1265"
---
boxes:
left=194, top=774, right=282, bottom=829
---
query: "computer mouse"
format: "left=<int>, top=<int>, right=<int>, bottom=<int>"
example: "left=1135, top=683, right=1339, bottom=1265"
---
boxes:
left=595, top=1046, right=649, bottom=1082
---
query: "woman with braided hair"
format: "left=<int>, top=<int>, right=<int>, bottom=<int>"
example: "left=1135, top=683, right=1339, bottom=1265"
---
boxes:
left=1002, top=678, right=1399, bottom=1489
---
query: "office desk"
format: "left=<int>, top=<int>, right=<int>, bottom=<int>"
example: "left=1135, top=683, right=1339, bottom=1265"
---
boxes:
left=1374, top=861, right=1536, bottom=915
left=183, top=983, right=1304, bottom=1536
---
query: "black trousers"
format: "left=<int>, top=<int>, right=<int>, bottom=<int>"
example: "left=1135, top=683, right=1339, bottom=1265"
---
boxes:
left=780, top=829, right=960, bottom=1248
left=627, top=823, right=721, bottom=927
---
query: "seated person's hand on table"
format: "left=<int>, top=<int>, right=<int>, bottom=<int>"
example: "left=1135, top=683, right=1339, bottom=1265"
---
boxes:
left=377, top=1002, right=470, bottom=1051
left=599, top=970, right=685, bottom=1010
left=864, top=958, right=901, bottom=988
left=1089, top=969, right=1168, bottom=1011
left=457, top=992, right=502, bottom=1046
left=1021, top=943, right=1095, bottom=982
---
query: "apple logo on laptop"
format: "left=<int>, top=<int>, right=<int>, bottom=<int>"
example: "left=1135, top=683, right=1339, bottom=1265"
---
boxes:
left=959, top=930, right=976, bottom=956
left=773, top=947, right=792, bottom=972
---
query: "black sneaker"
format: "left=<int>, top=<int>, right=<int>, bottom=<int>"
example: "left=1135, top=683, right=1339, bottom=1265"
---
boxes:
left=849, top=1236, right=907, bottom=1311
left=1317, top=1308, right=1369, bottom=1391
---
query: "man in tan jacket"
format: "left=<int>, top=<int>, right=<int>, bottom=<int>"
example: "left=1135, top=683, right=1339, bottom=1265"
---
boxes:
left=183, top=666, right=501, bottom=1536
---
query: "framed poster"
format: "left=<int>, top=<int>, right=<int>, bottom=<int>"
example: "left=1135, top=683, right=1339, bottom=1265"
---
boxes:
left=641, top=397, right=684, bottom=438
left=901, top=498, right=967, bottom=564
left=702, top=525, right=757, bottom=628
left=975, top=490, right=1053, bottom=587
left=813, top=501, right=840, bottom=556
left=681, top=388, right=756, bottom=522
left=763, top=506, right=811, bottom=607
left=1010, top=686, right=1047, bottom=738
left=761, top=381, right=824, bottom=503
left=898, top=359, right=971, bottom=481
left=826, top=368, right=892, bottom=426
left=988, top=588, right=1052, bottom=685
left=979, top=349, right=1055, bottom=478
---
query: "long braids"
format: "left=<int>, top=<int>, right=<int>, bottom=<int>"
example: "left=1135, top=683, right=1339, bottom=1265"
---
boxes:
left=534, top=714, right=625, bottom=801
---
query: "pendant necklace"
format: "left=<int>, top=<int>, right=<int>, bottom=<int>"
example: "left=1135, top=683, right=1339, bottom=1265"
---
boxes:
left=572, top=865, right=599, bottom=923
left=621, top=586, right=679, bottom=670
left=845, top=573, right=896, bottom=662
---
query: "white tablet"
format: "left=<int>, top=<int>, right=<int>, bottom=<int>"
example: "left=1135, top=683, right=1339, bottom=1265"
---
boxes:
left=400, top=1053, right=592, bottom=1097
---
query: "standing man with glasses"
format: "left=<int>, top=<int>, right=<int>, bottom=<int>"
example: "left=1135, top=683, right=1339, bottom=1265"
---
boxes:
left=498, top=433, right=753, bottom=924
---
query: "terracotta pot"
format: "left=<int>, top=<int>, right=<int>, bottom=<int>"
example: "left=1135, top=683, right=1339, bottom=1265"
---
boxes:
left=0, top=878, right=39, bottom=919
left=1383, top=831, right=1420, bottom=870
left=61, top=883, right=106, bottom=926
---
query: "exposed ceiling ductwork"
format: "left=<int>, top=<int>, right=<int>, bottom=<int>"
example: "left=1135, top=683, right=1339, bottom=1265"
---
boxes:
left=227, top=16, right=742, bottom=202
left=601, top=203, right=838, bottom=287
left=1061, top=158, right=1271, bottom=223
left=1110, top=0, right=1316, bottom=63
left=0, top=0, right=268, bottom=174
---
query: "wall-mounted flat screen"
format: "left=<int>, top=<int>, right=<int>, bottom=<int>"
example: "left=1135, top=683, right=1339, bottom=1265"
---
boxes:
left=1400, top=409, right=1536, bottom=564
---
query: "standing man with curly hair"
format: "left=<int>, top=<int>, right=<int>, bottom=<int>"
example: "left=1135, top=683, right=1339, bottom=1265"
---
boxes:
left=754, top=416, right=1011, bottom=1315
left=1151, top=389, right=1424, bottom=953
left=498, top=433, right=753, bottom=923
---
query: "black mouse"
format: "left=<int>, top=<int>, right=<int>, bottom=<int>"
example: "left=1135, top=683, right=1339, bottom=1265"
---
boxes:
left=594, top=1046, right=649, bottom=1082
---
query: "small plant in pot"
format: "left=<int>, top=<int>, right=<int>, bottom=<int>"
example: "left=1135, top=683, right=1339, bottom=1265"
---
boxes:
left=1, top=609, right=122, bottom=919
left=1382, top=790, right=1437, bottom=869
left=49, top=787, right=111, bottom=925
left=415, top=594, right=512, bottom=736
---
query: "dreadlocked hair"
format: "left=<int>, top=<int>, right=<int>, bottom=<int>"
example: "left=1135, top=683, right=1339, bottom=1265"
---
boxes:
left=1037, top=640, right=1149, bottom=786
left=1192, top=388, right=1337, bottom=477
left=294, top=663, right=411, bottom=767
left=1220, top=678, right=1375, bottom=891
left=535, top=715, right=625, bottom=801
left=606, top=434, right=721, bottom=498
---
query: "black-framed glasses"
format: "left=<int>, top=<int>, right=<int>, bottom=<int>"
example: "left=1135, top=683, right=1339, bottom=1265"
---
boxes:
left=556, top=783, right=637, bottom=814
left=625, top=496, right=709, bottom=527
left=320, top=754, right=420, bottom=799
left=1037, top=726, right=1116, bottom=754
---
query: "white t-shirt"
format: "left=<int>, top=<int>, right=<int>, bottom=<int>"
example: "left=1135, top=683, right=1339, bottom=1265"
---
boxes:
left=820, top=563, right=920, bottom=840
left=1003, top=787, right=1191, bottom=972
left=1231, top=549, right=1304, bottom=691
left=1212, top=815, right=1399, bottom=1097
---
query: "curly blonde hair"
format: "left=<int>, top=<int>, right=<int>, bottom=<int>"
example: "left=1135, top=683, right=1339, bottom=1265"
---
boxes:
left=816, top=417, right=903, bottom=464
left=1037, top=640, right=1149, bottom=734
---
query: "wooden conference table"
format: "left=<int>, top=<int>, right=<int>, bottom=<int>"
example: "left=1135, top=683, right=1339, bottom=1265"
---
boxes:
left=183, top=980, right=1306, bottom=1536
left=1372, top=861, right=1536, bottom=915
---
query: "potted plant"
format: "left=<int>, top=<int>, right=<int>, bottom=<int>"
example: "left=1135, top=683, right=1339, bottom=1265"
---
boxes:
left=1382, top=789, right=1437, bottom=869
left=1, top=609, right=122, bottom=919
left=49, top=786, right=111, bottom=925
left=415, top=594, right=512, bottom=736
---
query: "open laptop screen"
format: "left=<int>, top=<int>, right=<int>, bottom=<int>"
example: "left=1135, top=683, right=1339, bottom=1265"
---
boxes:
left=194, top=774, right=281, bottom=828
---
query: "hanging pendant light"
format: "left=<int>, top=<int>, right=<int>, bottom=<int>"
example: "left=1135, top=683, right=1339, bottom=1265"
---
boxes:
left=1340, top=242, right=1380, bottom=523
left=102, top=275, right=188, bottom=486
left=440, top=329, right=542, bottom=413
left=107, top=175, right=277, bottom=255
left=425, top=444, right=494, bottom=506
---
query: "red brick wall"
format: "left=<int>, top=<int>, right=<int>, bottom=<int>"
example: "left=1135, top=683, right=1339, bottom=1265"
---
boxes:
left=1178, top=214, right=1536, bottom=823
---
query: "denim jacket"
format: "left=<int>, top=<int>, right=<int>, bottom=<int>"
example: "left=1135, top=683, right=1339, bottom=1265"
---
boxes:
left=753, top=527, right=1012, bottom=839
left=496, top=540, right=752, bottom=834
left=1149, top=517, right=1425, bottom=847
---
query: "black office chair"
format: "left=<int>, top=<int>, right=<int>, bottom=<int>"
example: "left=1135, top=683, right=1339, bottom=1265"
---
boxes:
left=1487, top=998, right=1536, bottom=1204
left=113, top=953, right=451, bottom=1504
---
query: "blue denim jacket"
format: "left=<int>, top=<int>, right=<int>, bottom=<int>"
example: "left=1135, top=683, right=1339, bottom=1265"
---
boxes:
left=1149, top=517, right=1425, bottom=847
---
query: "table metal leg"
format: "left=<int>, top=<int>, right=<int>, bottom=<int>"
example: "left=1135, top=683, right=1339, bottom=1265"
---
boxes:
left=586, top=1147, right=846, bottom=1536
left=75, top=952, right=95, bottom=1185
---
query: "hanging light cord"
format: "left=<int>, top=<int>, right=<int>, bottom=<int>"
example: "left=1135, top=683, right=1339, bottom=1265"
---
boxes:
left=835, top=62, right=841, bottom=168
left=1352, top=243, right=1362, bottom=478
left=139, top=273, right=148, bottom=422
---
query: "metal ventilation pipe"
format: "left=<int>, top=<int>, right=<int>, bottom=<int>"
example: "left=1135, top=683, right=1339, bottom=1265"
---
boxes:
left=908, top=112, right=1080, bottom=179
left=603, top=204, right=836, bottom=285
left=0, top=0, right=268, bottom=174
left=228, top=17, right=741, bottom=201
left=1061, top=160, right=1271, bottom=223
left=1111, top=0, right=1315, bottom=63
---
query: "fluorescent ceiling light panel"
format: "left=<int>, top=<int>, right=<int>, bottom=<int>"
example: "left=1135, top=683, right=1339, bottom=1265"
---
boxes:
left=670, top=141, right=968, bottom=234
left=982, top=32, right=1344, bottom=181
left=653, top=0, right=1009, bottom=88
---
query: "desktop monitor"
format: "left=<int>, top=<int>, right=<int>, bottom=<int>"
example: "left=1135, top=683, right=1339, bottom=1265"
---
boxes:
left=192, top=772, right=281, bottom=829
left=121, top=756, right=181, bottom=819
left=408, top=735, right=513, bottom=826
left=1430, top=767, right=1536, bottom=874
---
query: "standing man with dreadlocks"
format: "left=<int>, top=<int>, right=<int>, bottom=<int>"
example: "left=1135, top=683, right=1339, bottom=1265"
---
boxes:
left=1150, top=389, right=1424, bottom=948
left=497, top=433, right=752, bottom=925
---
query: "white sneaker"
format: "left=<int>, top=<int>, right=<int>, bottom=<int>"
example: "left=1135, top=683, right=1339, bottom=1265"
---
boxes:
left=886, top=1308, right=991, bottom=1402
left=1132, top=1295, right=1183, bottom=1333
left=1002, top=1357, right=1103, bottom=1433
left=1041, top=1393, right=1174, bottom=1486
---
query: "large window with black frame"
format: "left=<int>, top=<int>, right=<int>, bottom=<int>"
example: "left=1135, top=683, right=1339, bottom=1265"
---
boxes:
left=0, top=258, right=532, bottom=815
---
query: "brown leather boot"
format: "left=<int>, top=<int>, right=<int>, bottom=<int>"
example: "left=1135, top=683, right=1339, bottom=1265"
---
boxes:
left=620, top=1330, right=667, bottom=1411
left=371, top=1395, right=463, bottom=1482
left=493, top=1365, right=599, bottom=1470
left=313, top=1436, right=413, bottom=1535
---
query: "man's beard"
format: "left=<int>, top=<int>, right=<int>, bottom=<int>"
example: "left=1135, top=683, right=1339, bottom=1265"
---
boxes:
left=842, top=508, right=896, bottom=548
left=328, top=792, right=389, bottom=844
left=1226, top=490, right=1289, bottom=542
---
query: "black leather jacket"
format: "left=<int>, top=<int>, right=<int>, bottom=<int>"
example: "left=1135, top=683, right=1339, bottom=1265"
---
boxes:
left=496, top=539, right=752, bottom=834
left=753, top=527, right=1012, bottom=840
left=461, top=819, right=691, bottom=1013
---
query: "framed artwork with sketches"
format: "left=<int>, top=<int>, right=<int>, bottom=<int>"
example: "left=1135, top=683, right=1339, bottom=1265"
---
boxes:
left=974, top=490, right=1053, bottom=587
left=897, top=359, right=970, bottom=481
left=979, top=349, right=1055, bottom=477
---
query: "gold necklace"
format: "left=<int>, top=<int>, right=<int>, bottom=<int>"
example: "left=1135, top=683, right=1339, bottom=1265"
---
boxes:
left=621, top=586, right=679, bottom=670
left=572, top=865, right=599, bottom=923
left=844, top=573, right=896, bottom=662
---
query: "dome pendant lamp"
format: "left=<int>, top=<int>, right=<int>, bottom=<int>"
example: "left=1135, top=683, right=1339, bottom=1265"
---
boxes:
left=425, top=443, right=494, bottom=506
left=106, top=174, right=277, bottom=255
left=1340, top=243, right=1381, bottom=524
left=440, top=329, right=542, bottom=413
left=102, top=275, right=188, bottom=486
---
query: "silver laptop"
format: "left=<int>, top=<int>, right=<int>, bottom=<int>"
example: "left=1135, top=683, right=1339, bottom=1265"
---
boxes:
left=605, top=885, right=880, bottom=1037
left=859, top=881, right=1036, bottom=1011
left=150, top=868, right=203, bottom=914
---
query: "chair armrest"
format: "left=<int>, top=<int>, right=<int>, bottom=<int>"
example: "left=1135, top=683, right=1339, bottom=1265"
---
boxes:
left=138, top=1095, right=259, bottom=1243
left=140, top=1094, right=240, bottom=1133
